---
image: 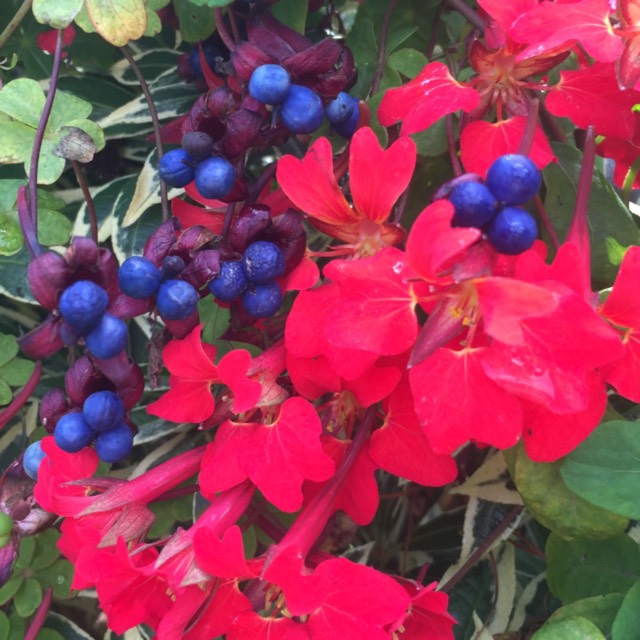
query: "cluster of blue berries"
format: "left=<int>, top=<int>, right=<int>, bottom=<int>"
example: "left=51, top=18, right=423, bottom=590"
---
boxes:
left=249, top=64, right=360, bottom=138
left=448, top=154, right=542, bottom=255
left=159, top=131, right=236, bottom=201
left=53, top=391, right=133, bottom=463
left=59, top=281, right=127, bottom=360
left=119, top=255, right=199, bottom=321
left=209, top=240, right=285, bottom=317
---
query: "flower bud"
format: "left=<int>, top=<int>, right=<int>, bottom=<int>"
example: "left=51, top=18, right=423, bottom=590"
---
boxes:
left=229, top=205, right=272, bottom=252
left=181, top=250, right=222, bottom=289
left=39, top=388, right=70, bottom=433
left=26, top=252, right=70, bottom=309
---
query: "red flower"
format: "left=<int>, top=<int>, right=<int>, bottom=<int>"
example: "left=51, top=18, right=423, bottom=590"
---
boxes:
left=37, top=26, right=76, bottom=57
left=146, top=324, right=261, bottom=423
left=277, top=127, right=415, bottom=254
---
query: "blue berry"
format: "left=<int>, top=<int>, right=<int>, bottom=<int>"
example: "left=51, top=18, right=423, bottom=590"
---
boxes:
left=242, top=283, right=283, bottom=318
left=181, top=131, right=214, bottom=162
left=23, top=441, right=46, bottom=480
left=333, top=102, right=360, bottom=138
left=486, top=206, right=538, bottom=255
left=83, top=391, right=125, bottom=433
left=95, top=423, right=134, bottom=463
left=194, top=157, right=235, bottom=200
left=189, top=39, right=225, bottom=78
left=54, top=412, right=95, bottom=453
left=325, top=92, right=356, bottom=125
left=484, top=154, right=542, bottom=206
left=86, top=313, right=128, bottom=360
left=118, top=256, right=161, bottom=299
left=159, top=149, right=195, bottom=188
left=59, top=280, right=109, bottom=334
left=241, top=241, right=285, bottom=284
left=209, top=261, right=248, bottom=301
left=249, top=64, right=291, bottom=105
left=279, top=85, right=324, bottom=134
left=449, top=182, right=498, bottom=228
left=156, top=279, right=199, bottom=320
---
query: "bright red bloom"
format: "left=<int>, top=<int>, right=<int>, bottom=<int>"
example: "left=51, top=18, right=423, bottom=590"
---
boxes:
left=378, top=62, right=480, bottom=136
left=200, top=397, right=335, bottom=512
left=37, top=26, right=76, bottom=56
left=146, top=324, right=261, bottom=423
left=617, top=0, right=640, bottom=89
left=394, top=581, right=456, bottom=640
left=510, top=0, right=621, bottom=63
left=276, top=127, right=415, bottom=254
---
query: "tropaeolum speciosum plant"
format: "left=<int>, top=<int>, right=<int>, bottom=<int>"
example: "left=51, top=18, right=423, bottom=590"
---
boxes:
left=3, top=0, right=640, bottom=638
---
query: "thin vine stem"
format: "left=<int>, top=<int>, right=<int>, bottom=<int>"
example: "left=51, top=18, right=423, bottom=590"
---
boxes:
left=534, top=195, right=560, bottom=251
left=517, top=98, right=540, bottom=157
left=446, top=114, right=463, bottom=176
left=446, top=0, right=485, bottom=31
left=215, top=9, right=237, bottom=52
left=439, top=505, right=523, bottom=592
left=0, top=0, right=33, bottom=50
left=369, top=0, right=400, bottom=97
left=621, top=154, right=640, bottom=207
left=29, top=28, right=64, bottom=233
left=120, top=46, right=170, bottom=221
left=71, top=160, right=98, bottom=243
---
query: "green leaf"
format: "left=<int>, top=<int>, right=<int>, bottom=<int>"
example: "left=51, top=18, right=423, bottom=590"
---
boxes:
left=545, top=593, right=625, bottom=636
left=543, top=143, right=640, bottom=288
left=172, top=0, right=217, bottom=42
left=532, top=617, right=606, bottom=640
left=0, top=214, right=23, bottom=255
left=448, top=561, right=494, bottom=640
left=561, top=421, right=640, bottom=520
left=31, top=530, right=61, bottom=571
left=44, top=612, right=97, bottom=639
left=0, top=246, right=35, bottom=303
left=0, top=358, right=35, bottom=386
left=199, top=296, right=230, bottom=343
left=514, top=443, right=627, bottom=540
left=17, top=536, right=36, bottom=568
left=0, top=180, right=23, bottom=212
left=32, top=0, right=84, bottom=28
left=38, top=208, right=73, bottom=246
left=0, top=611, right=9, bottom=638
left=0, top=576, right=22, bottom=606
left=387, top=48, right=428, bottom=78
left=187, top=0, right=233, bottom=6
left=0, top=79, right=45, bottom=128
left=612, top=580, right=640, bottom=639
left=546, top=533, right=640, bottom=602
left=37, top=560, right=74, bottom=599
left=0, top=122, right=36, bottom=164
left=271, top=0, right=308, bottom=33
left=85, top=0, right=147, bottom=46
left=13, top=576, right=42, bottom=617
left=0, top=335, right=18, bottom=367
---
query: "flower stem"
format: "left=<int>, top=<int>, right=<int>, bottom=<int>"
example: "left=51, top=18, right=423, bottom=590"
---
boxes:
left=0, top=361, right=42, bottom=429
left=446, top=114, right=463, bottom=176
left=29, top=28, right=64, bottom=233
left=518, top=98, right=539, bottom=157
left=0, top=0, right=32, bottom=50
left=24, top=587, right=52, bottom=640
left=446, top=0, right=485, bottom=31
left=370, top=0, right=400, bottom=96
left=120, top=46, right=169, bottom=221
left=71, top=160, right=98, bottom=243
left=215, top=9, right=236, bottom=52
left=621, top=154, right=640, bottom=208
left=534, top=195, right=560, bottom=251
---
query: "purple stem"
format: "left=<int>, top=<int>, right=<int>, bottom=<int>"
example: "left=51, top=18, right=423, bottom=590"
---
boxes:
left=446, top=0, right=485, bottom=31
left=71, top=160, right=98, bottom=243
left=446, top=114, right=463, bottom=176
left=534, top=195, right=560, bottom=251
left=24, top=587, right=53, bottom=640
left=517, top=98, right=539, bottom=157
left=29, top=29, right=64, bottom=231
left=215, top=9, right=237, bottom=52
left=120, top=46, right=169, bottom=221
left=246, top=162, right=277, bottom=206
left=370, top=0, right=400, bottom=96
left=0, top=361, right=42, bottom=430
left=17, top=186, right=41, bottom=258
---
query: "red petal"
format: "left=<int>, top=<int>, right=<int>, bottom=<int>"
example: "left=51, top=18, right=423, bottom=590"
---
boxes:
left=511, top=0, right=621, bottom=63
left=276, top=137, right=354, bottom=225
left=349, top=128, right=416, bottom=224
left=600, top=333, right=640, bottom=401
left=217, top=349, right=262, bottom=413
left=171, top=198, right=225, bottom=234
left=162, top=324, right=218, bottom=379
left=193, top=525, right=252, bottom=579
left=460, top=117, right=556, bottom=178
left=600, top=246, right=640, bottom=329
left=410, top=347, right=523, bottom=453
left=324, top=248, right=418, bottom=356
left=406, top=200, right=480, bottom=281
left=545, top=63, right=639, bottom=139
left=146, top=379, right=214, bottom=423
left=378, top=62, right=480, bottom=136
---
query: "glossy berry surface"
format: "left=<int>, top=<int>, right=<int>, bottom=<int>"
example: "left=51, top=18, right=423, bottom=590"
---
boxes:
left=249, top=64, right=291, bottom=105
left=118, top=256, right=161, bottom=299
left=241, top=241, right=285, bottom=284
left=156, top=279, right=199, bottom=320
left=54, top=412, right=95, bottom=453
left=59, top=280, right=109, bottom=334
left=86, top=313, right=128, bottom=360
left=95, top=423, right=134, bottom=463
left=279, top=85, right=324, bottom=134
left=484, top=154, right=542, bottom=206
left=83, top=391, right=125, bottom=433
left=486, top=206, right=538, bottom=255
left=449, top=182, right=498, bottom=228
left=159, top=149, right=195, bottom=188
left=209, top=261, right=248, bottom=301
left=23, top=441, right=46, bottom=480
left=242, top=282, right=283, bottom=318
left=194, top=156, right=236, bottom=199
